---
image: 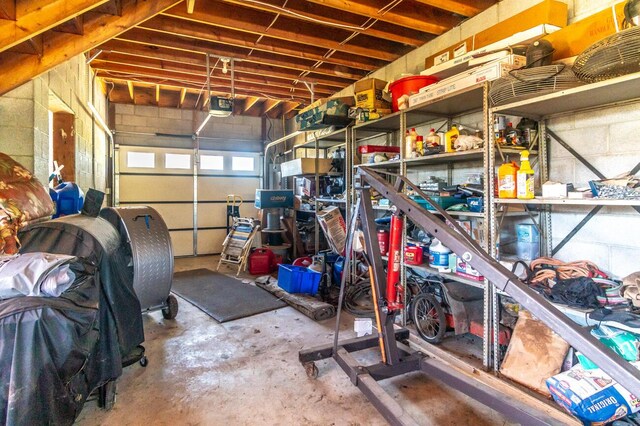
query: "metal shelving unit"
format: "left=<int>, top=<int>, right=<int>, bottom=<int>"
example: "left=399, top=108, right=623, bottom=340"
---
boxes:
left=349, top=81, right=498, bottom=368
left=488, top=72, right=640, bottom=371
left=291, top=127, right=350, bottom=254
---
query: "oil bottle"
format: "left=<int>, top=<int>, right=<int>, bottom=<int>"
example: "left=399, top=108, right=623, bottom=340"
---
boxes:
left=517, top=150, right=535, bottom=199
left=444, top=125, right=459, bottom=153
left=426, top=128, right=441, bottom=147
left=498, top=158, right=519, bottom=198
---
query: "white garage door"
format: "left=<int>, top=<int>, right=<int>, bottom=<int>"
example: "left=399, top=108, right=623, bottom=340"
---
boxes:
left=116, top=145, right=260, bottom=257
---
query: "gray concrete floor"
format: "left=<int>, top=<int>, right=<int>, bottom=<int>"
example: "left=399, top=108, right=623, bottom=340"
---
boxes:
left=75, top=255, right=511, bottom=425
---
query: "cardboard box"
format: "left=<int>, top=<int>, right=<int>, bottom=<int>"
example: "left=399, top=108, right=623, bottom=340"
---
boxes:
left=354, top=78, right=391, bottom=109
left=295, top=96, right=354, bottom=131
left=410, top=55, right=525, bottom=107
left=280, top=158, right=332, bottom=177
left=425, top=0, right=568, bottom=69
left=422, top=25, right=558, bottom=80
left=317, top=206, right=346, bottom=254
left=456, top=257, right=484, bottom=281
left=544, top=1, right=626, bottom=61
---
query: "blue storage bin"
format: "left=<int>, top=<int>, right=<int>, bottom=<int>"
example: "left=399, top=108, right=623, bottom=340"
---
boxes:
left=277, top=264, right=322, bottom=295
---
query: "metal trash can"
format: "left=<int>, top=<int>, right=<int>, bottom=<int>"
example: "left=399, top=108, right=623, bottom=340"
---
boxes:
left=99, top=206, right=178, bottom=319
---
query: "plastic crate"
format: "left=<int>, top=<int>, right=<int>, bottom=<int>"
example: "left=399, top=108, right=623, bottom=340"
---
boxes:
left=277, top=264, right=322, bottom=295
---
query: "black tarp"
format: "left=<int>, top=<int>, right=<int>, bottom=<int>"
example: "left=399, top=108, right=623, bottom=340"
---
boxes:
left=0, top=215, right=145, bottom=425
left=0, top=261, right=100, bottom=425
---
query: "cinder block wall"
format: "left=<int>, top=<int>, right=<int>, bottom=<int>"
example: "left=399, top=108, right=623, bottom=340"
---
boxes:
left=548, top=103, right=640, bottom=276
left=0, top=54, right=107, bottom=191
left=114, top=104, right=282, bottom=152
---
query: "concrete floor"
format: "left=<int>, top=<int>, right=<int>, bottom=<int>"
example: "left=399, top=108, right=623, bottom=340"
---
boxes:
left=75, top=256, right=512, bottom=425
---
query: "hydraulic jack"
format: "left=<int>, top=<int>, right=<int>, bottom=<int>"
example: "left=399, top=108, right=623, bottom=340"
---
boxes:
left=299, top=167, right=640, bottom=426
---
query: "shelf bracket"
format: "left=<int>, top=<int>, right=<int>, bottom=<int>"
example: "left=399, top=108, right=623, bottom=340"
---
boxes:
left=552, top=205, right=603, bottom=256
left=547, top=128, right=606, bottom=179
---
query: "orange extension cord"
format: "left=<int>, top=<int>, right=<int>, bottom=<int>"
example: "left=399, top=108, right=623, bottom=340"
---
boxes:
left=529, top=257, right=609, bottom=286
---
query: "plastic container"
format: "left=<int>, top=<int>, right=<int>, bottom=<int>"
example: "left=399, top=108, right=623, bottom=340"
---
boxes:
left=249, top=248, right=275, bottom=275
left=404, top=246, right=423, bottom=265
left=429, top=239, right=451, bottom=268
left=357, top=145, right=401, bottom=154
left=410, top=195, right=462, bottom=211
left=377, top=229, right=389, bottom=256
left=516, top=242, right=540, bottom=261
left=498, top=161, right=519, bottom=198
left=444, top=126, right=459, bottom=153
left=517, top=150, right=535, bottom=199
left=516, top=224, right=540, bottom=243
left=50, top=182, right=84, bottom=218
left=388, top=75, right=438, bottom=112
left=426, top=128, right=441, bottom=147
left=277, top=264, right=322, bottom=295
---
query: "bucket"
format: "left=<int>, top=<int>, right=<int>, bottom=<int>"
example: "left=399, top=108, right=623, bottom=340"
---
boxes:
left=388, top=75, right=438, bottom=112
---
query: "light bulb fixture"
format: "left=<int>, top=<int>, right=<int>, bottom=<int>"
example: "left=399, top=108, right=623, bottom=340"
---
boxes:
left=221, top=58, right=230, bottom=74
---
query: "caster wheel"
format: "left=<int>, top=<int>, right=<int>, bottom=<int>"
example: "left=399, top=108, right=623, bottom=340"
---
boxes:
left=162, top=294, right=179, bottom=320
left=304, top=362, right=318, bottom=379
left=139, top=356, right=148, bottom=367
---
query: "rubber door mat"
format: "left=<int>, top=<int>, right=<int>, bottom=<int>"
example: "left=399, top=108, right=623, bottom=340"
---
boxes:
left=171, top=269, right=286, bottom=322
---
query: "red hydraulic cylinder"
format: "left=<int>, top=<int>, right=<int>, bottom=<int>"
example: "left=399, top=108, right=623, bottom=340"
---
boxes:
left=386, top=214, right=404, bottom=311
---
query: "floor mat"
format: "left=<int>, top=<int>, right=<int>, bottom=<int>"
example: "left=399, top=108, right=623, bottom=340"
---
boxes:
left=171, top=269, right=287, bottom=322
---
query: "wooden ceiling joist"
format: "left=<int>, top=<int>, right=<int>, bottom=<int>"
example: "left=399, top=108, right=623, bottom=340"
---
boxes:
left=161, top=3, right=405, bottom=62
left=0, top=0, right=109, bottom=54
left=179, top=87, right=187, bottom=107
left=0, top=1, right=15, bottom=20
left=114, top=29, right=369, bottom=80
left=127, top=80, right=134, bottom=100
left=261, top=99, right=280, bottom=116
left=92, top=60, right=334, bottom=98
left=99, top=40, right=358, bottom=87
left=134, top=17, right=385, bottom=70
left=242, top=96, right=261, bottom=114
left=54, top=16, right=84, bottom=36
left=0, top=0, right=183, bottom=96
left=92, top=53, right=342, bottom=93
left=412, top=0, right=496, bottom=17
left=305, top=0, right=460, bottom=35
left=219, top=0, right=430, bottom=47
left=186, top=0, right=195, bottom=14
left=99, top=73, right=310, bottom=104
left=281, top=101, right=300, bottom=117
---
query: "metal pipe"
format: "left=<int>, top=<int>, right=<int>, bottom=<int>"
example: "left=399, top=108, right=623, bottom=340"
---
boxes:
left=263, top=130, right=303, bottom=189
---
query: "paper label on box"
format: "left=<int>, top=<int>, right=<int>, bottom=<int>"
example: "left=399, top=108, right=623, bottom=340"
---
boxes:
left=435, top=51, right=450, bottom=65
left=453, top=42, right=467, bottom=57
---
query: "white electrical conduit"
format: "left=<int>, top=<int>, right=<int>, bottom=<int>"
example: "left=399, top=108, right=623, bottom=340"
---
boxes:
left=263, top=130, right=303, bottom=189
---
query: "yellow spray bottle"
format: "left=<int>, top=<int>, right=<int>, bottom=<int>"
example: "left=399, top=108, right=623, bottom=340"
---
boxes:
left=517, top=150, right=535, bottom=199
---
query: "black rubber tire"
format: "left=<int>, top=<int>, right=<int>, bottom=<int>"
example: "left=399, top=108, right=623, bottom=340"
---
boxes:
left=139, top=356, right=148, bottom=367
left=162, top=294, right=179, bottom=320
left=411, top=293, right=447, bottom=344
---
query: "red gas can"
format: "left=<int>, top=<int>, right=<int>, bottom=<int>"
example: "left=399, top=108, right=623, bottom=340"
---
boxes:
left=248, top=248, right=275, bottom=275
left=404, top=246, right=423, bottom=266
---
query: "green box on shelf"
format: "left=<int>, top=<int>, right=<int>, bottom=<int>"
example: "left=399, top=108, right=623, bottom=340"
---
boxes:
left=295, top=96, right=354, bottom=131
left=410, top=195, right=463, bottom=211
